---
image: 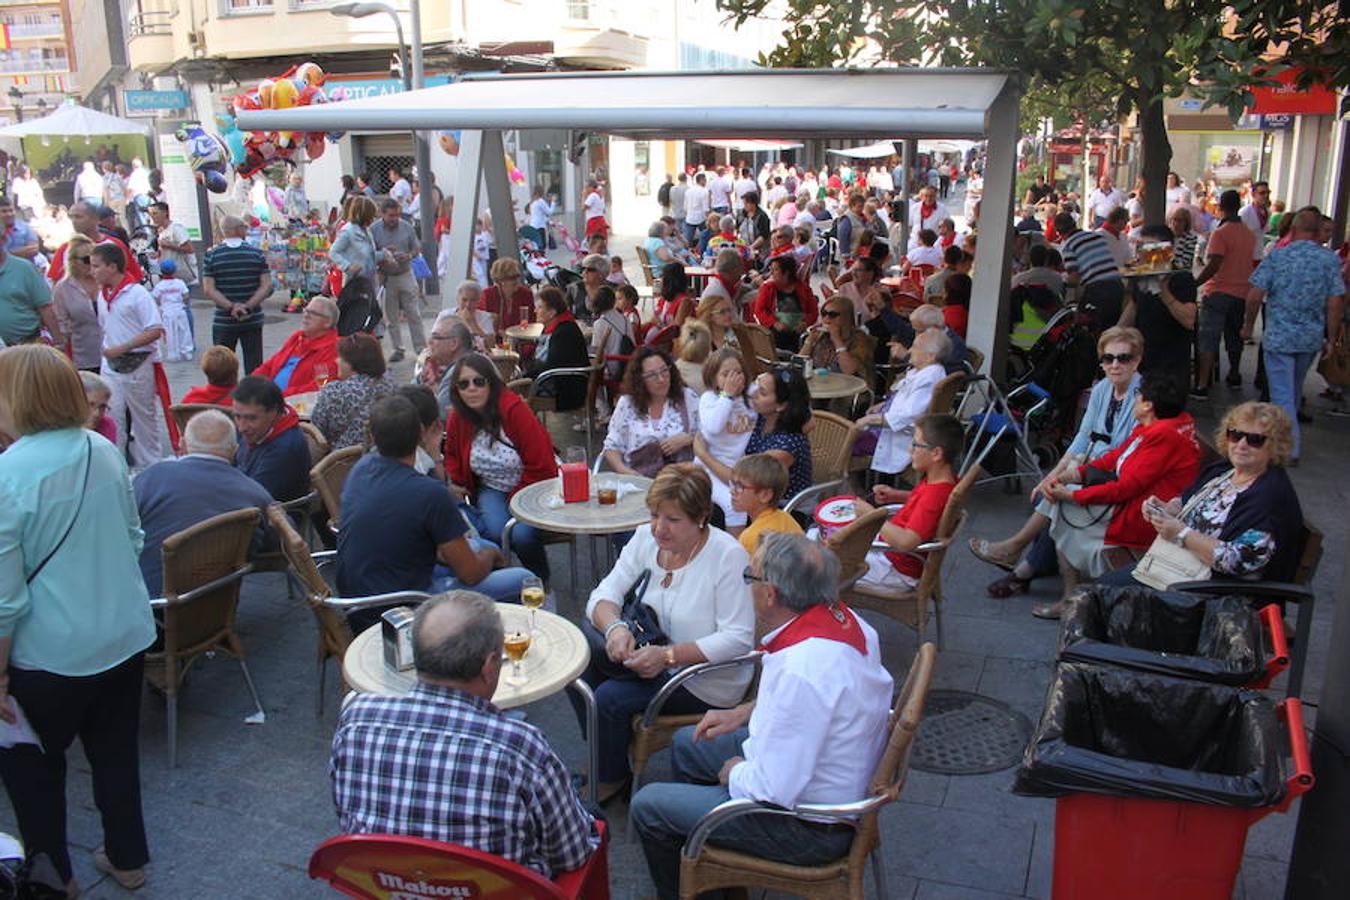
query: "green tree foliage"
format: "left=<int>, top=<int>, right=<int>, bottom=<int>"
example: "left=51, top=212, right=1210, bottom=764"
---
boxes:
left=717, top=0, right=1348, bottom=224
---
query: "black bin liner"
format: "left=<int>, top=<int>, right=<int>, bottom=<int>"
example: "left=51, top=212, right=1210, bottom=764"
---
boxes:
left=1058, top=586, right=1265, bottom=685
left=1014, top=663, right=1288, bottom=807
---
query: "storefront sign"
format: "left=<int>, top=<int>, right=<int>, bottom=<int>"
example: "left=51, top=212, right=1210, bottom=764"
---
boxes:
left=1261, top=114, right=1295, bottom=131
left=157, top=133, right=203, bottom=241
left=325, top=74, right=452, bottom=101
left=1250, top=68, right=1337, bottom=116
left=125, top=90, right=190, bottom=111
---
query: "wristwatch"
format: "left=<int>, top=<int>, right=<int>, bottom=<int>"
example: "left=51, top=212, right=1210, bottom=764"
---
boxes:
left=665, top=646, right=677, bottom=668
left=1173, top=526, right=1191, bottom=547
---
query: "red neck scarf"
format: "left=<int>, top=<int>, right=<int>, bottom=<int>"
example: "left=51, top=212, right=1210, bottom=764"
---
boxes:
left=920, top=201, right=936, bottom=221
left=760, top=603, right=867, bottom=656
left=100, top=273, right=139, bottom=309
left=542, top=310, right=575, bottom=335
left=939, top=233, right=956, bottom=248
left=715, top=273, right=739, bottom=297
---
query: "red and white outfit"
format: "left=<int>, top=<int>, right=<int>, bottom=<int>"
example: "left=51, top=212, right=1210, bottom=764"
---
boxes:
left=583, top=188, right=608, bottom=238
left=860, top=478, right=955, bottom=589
left=98, top=276, right=165, bottom=467
left=907, top=198, right=949, bottom=248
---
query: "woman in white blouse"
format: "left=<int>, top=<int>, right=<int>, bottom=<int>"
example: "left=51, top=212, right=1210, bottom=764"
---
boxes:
left=579, top=464, right=755, bottom=802
left=602, top=347, right=699, bottom=477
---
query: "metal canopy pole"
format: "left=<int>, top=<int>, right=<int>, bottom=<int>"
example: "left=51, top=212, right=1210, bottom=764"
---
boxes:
left=408, top=0, right=439, bottom=296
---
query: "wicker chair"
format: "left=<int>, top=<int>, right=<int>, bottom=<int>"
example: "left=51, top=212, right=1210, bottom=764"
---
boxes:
left=626, top=653, right=763, bottom=835
left=298, top=421, right=331, bottom=466
left=146, top=508, right=263, bottom=767
left=311, top=445, right=364, bottom=528
left=836, top=465, right=981, bottom=647
left=828, top=507, right=890, bottom=592
left=266, top=505, right=432, bottom=715
left=853, top=370, right=968, bottom=485
left=678, top=642, right=938, bottom=900
left=169, top=402, right=232, bottom=435
left=744, top=325, right=778, bottom=370
left=784, top=411, right=862, bottom=515
left=635, top=244, right=657, bottom=287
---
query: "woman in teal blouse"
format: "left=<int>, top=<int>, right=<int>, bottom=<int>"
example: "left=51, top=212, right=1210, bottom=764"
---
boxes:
left=0, top=345, right=155, bottom=893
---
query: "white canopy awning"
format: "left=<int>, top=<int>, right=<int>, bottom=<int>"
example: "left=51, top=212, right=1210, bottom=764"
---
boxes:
left=0, top=103, right=151, bottom=155
left=827, top=138, right=979, bottom=159
left=694, top=138, right=803, bottom=152
left=238, top=68, right=1013, bottom=139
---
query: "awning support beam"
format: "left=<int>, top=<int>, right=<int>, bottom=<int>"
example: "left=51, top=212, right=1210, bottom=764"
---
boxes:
left=967, top=81, right=1020, bottom=380
left=444, top=129, right=517, bottom=304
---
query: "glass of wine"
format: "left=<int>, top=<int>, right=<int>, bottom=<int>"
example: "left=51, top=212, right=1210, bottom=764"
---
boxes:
left=503, top=631, right=531, bottom=685
left=521, top=575, right=545, bottom=635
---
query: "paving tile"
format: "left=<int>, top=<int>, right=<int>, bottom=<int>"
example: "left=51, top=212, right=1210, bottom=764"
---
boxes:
left=975, top=656, right=1056, bottom=722
left=878, top=802, right=1033, bottom=895
left=915, top=878, right=1022, bottom=899
left=1236, top=854, right=1292, bottom=900
left=941, top=771, right=1052, bottom=828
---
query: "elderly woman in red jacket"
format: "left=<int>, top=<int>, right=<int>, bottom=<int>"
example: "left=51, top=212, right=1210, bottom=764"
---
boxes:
left=444, top=353, right=557, bottom=581
left=1035, top=372, right=1200, bottom=618
left=252, top=296, right=340, bottom=395
left=750, top=253, right=818, bottom=353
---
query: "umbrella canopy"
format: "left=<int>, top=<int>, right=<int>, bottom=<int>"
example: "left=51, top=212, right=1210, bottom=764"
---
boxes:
left=0, top=103, right=152, bottom=155
left=826, top=138, right=979, bottom=159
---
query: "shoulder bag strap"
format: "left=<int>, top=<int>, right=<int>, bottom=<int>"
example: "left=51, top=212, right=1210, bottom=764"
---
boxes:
left=26, top=435, right=94, bottom=585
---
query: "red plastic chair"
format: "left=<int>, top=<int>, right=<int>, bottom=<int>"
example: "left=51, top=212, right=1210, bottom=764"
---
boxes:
left=308, top=825, right=610, bottom=899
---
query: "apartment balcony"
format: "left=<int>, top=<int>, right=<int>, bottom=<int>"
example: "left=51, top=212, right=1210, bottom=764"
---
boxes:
left=0, top=57, right=67, bottom=75
left=3, top=22, right=66, bottom=40
left=555, top=0, right=648, bottom=69
left=127, top=9, right=175, bottom=72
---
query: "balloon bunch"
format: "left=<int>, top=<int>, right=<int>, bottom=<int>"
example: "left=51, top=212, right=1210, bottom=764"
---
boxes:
left=225, top=62, right=346, bottom=181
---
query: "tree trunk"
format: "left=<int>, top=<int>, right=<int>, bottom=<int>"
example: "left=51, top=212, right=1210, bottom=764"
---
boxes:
left=1138, top=94, right=1171, bottom=227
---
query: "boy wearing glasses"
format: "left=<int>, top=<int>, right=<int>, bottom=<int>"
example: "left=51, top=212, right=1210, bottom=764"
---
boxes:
left=851, top=414, right=962, bottom=590
left=732, top=453, right=803, bottom=553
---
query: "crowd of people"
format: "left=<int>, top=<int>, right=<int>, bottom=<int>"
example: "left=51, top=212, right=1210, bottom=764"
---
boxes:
left=0, top=139, right=1344, bottom=899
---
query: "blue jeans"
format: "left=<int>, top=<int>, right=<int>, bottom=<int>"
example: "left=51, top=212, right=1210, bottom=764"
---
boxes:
left=461, top=489, right=550, bottom=581
left=567, top=657, right=709, bottom=784
left=631, top=726, right=855, bottom=900
left=431, top=538, right=534, bottom=599
left=682, top=221, right=699, bottom=246
left=1263, top=348, right=1317, bottom=458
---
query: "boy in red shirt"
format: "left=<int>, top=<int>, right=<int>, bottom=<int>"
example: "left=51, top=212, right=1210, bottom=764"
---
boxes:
left=852, top=413, right=962, bottom=589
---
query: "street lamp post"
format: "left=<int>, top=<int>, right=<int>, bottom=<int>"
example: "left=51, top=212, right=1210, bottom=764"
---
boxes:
left=329, top=1, right=438, bottom=295
left=7, top=86, right=23, bottom=123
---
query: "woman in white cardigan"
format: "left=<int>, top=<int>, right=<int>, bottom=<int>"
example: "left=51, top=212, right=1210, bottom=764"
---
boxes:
left=577, top=464, right=755, bottom=802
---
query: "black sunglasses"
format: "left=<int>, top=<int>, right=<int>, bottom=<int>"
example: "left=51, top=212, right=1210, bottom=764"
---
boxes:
left=455, top=376, right=489, bottom=390
left=822, top=309, right=843, bottom=319
left=1226, top=428, right=1268, bottom=448
left=1100, top=353, right=1136, bottom=365
left=742, top=566, right=769, bottom=585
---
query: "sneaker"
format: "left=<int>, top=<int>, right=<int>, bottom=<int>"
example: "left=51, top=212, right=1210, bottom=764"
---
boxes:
left=388, top=350, right=405, bottom=363
left=1189, top=387, right=1209, bottom=401
left=93, top=847, right=145, bottom=891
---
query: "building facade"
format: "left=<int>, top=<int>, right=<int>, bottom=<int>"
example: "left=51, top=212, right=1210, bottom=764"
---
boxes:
left=0, top=0, right=74, bottom=124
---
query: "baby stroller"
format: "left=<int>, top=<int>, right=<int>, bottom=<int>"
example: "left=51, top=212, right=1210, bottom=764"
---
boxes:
left=518, top=235, right=560, bottom=286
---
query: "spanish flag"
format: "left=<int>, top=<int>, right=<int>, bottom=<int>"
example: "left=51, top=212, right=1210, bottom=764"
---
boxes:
left=0, top=26, right=10, bottom=51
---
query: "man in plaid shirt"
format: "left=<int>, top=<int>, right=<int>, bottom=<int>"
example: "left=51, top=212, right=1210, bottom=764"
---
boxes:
left=331, top=591, right=599, bottom=877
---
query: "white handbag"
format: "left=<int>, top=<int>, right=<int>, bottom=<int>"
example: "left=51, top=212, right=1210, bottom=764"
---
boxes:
left=1131, top=489, right=1213, bottom=590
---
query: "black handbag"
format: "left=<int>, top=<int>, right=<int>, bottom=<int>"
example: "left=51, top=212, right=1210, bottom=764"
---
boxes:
left=336, top=275, right=382, bottom=336
left=582, top=569, right=671, bottom=680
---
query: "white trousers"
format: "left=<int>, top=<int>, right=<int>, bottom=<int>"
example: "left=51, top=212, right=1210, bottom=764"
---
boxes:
left=101, top=361, right=163, bottom=468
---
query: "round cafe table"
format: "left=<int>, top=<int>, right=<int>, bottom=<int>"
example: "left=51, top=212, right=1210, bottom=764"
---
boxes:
left=504, top=321, right=593, bottom=346
left=508, top=473, right=653, bottom=536
left=807, top=372, right=868, bottom=400
left=343, top=602, right=600, bottom=803
left=288, top=390, right=320, bottom=418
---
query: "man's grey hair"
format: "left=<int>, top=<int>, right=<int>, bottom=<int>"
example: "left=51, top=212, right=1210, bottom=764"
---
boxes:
left=910, top=304, right=945, bottom=332
left=219, top=215, right=247, bottom=236
left=648, top=220, right=667, bottom=238
left=413, top=591, right=504, bottom=681
left=757, top=532, right=840, bottom=613
left=456, top=279, right=482, bottom=299
left=713, top=247, right=744, bottom=277
left=307, top=295, right=338, bottom=324
left=183, top=409, right=238, bottom=458
left=78, top=370, right=110, bottom=397
left=581, top=253, right=607, bottom=273
left=914, top=325, right=952, bottom=361
left=718, top=214, right=736, bottom=232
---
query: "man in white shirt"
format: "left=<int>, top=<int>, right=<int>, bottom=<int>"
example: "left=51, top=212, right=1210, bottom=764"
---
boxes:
left=733, top=167, right=757, bottom=211
left=525, top=189, right=555, bottom=251
left=388, top=166, right=412, bottom=205
left=631, top=532, right=893, bottom=900
left=1238, top=180, right=1271, bottom=262
left=708, top=166, right=732, bottom=214
left=907, top=186, right=949, bottom=249
left=74, top=161, right=105, bottom=207
left=149, top=201, right=197, bottom=286
left=669, top=173, right=689, bottom=223
left=683, top=173, right=711, bottom=246
left=92, top=241, right=165, bottom=467
left=1087, top=175, right=1125, bottom=228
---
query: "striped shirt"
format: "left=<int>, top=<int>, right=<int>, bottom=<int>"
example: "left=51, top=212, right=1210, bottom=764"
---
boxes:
left=331, top=683, right=598, bottom=878
left=1062, top=229, right=1121, bottom=287
left=203, top=240, right=269, bottom=326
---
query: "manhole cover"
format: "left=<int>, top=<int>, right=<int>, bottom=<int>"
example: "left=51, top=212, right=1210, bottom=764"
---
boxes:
left=911, top=690, right=1033, bottom=775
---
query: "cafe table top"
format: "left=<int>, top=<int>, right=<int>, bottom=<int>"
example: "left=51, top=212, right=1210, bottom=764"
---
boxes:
left=807, top=372, right=869, bottom=399
left=509, top=473, right=653, bottom=535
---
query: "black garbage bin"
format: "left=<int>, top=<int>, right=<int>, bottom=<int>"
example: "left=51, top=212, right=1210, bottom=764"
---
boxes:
left=1014, top=663, right=1311, bottom=900
left=1058, top=585, right=1288, bottom=687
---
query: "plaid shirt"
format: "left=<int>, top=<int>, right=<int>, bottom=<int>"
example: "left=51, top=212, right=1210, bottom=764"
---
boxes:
left=331, top=683, right=597, bottom=878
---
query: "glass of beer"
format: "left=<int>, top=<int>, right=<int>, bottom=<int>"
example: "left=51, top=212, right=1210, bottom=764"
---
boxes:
left=521, top=575, right=545, bottom=634
left=313, top=364, right=331, bottom=388
left=597, top=477, right=618, bottom=506
left=504, top=630, right=531, bottom=685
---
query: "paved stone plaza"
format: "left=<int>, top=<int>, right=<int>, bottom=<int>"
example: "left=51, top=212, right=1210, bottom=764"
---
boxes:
left=5, top=237, right=1344, bottom=898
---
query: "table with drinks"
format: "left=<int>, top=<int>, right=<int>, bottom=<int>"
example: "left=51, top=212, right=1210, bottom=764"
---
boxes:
left=683, top=265, right=716, bottom=293
left=503, top=321, right=594, bottom=348
left=342, top=601, right=601, bottom=803
left=288, top=390, right=320, bottom=418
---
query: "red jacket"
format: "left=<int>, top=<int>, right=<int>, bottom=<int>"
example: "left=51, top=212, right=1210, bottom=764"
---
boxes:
left=180, top=383, right=235, bottom=405
left=1074, top=413, right=1200, bottom=549
left=253, top=328, right=340, bottom=396
left=444, top=390, right=557, bottom=499
left=750, top=279, right=818, bottom=331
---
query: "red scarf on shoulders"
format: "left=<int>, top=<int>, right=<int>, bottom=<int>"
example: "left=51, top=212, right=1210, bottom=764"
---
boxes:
left=760, top=603, right=868, bottom=656
left=542, top=310, right=575, bottom=335
left=920, top=201, right=936, bottom=221
left=100, top=273, right=140, bottom=309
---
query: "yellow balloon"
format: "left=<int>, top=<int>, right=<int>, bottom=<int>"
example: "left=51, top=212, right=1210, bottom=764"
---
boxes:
left=272, top=78, right=299, bottom=109
left=258, top=79, right=276, bottom=108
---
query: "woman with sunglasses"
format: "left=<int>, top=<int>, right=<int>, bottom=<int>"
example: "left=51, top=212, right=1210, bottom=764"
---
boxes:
left=444, top=354, right=557, bottom=580
left=1108, top=401, right=1302, bottom=587
left=51, top=233, right=103, bottom=373
left=799, top=295, right=873, bottom=382
left=972, top=327, right=1146, bottom=597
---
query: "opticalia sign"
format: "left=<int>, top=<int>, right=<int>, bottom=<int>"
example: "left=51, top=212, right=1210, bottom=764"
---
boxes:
left=325, top=74, right=453, bottom=101
left=125, top=90, right=190, bottom=111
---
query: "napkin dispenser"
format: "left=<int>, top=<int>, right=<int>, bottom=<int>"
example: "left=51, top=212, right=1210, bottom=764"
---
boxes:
left=381, top=607, right=417, bottom=671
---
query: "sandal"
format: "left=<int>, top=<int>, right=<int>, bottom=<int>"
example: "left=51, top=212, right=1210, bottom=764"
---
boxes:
left=1031, top=600, right=1065, bottom=620
left=969, top=538, right=1019, bottom=572
left=986, top=574, right=1032, bottom=598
